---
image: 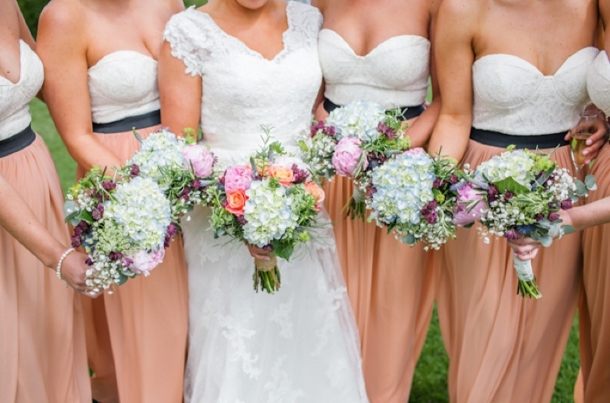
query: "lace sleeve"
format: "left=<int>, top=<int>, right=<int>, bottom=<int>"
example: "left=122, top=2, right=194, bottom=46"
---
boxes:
left=163, top=10, right=209, bottom=76
left=289, top=2, right=323, bottom=48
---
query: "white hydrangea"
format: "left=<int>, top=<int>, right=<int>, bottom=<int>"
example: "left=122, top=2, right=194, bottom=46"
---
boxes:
left=477, top=149, right=535, bottom=186
left=243, top=180, right=299, bottom=247
left=369, top=152, right=436, bottom=225
left=325, top=100, right=386, bottom=142
left=128, top=129, right=187, bottom=183
left=105, top=177, right=171, bottom=251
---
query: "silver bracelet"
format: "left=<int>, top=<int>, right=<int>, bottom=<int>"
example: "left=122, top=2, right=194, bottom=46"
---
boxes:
left=56, top=248, right=75, bottom=280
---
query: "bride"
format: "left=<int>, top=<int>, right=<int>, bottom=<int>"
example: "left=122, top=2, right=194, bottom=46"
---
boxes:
left=158, top=0, right=368, bottom=401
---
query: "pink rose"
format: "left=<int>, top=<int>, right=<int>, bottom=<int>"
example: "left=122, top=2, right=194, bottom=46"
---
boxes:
left=332, top=137, right=366, bottom=177
left=127, top=248, right=165, bottom=276
left=402, top=147, right=426, bottom=156
left=453, top=183, right=485, bottom=226
left=224, top=165, right=253, bottom=193
left=183, top=145, right=215, bottom=178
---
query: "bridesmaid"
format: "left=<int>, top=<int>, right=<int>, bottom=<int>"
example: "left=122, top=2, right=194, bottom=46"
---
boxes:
left=428, top=0, right=606, bottom=402
left=0, top=0, right=91, bottom=401
left=311, top=0, right=441, bottom=401
left=36, top=0, right=188, bottom=402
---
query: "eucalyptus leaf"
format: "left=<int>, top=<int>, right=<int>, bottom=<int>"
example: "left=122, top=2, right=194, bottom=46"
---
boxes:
left=562, top=225, right=574, bottom=235
left=402, top=233, right=416, bottom=245
left=575, top=180, right=587, bottom=196
left=494, top=177, right=530, bottom=195
left=540, top=235, right=553, bottom=247
left=585, top=174, right=597, bottom=191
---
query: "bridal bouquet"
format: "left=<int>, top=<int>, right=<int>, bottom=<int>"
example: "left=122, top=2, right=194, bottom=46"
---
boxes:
left=367, top=148, right=462, bottom=250
left=207, top=135, right=325, bottom=294
left=460, top=147, right=595, bottom=298
left=300, top=100, right=411, bottom=219
left=65, top=169, right=172, bottom=294
left=123, top=128, right=217, bottom=226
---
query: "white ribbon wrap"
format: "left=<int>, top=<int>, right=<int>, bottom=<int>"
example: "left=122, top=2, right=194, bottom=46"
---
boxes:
left=514, top=257, right=535, bottom=281
left=352, top=185, right=365, bottom=203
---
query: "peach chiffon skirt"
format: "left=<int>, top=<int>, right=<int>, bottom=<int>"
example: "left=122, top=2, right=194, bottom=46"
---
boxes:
left=0, top=135, right=90, bottom=402
left=77, top=126, right=189, bottom=403
left=434, top=140, right=582, bottom=403
left=579, top=144, right=610, bottom=403
left=323, top=175, right=434, bottom=403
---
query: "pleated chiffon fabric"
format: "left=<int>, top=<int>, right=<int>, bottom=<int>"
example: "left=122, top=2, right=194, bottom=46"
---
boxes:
left=0, top=135, right=91, bottom=403
left=323, top=175, right=435, bottom=403
left=434, top=140, right=582, bottom=403
left=580, top=145, right=610, bottom=403
left=77, top=126, right=189, bottom=403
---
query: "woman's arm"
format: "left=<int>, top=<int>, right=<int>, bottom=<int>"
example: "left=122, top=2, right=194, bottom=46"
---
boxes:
left=427, top=0, right=478, bottom=161
left=0, top=174, right=97, bottom=296
left=404, top=0, right=442, bottom=149
left=36, top=3, right=123, bottom=173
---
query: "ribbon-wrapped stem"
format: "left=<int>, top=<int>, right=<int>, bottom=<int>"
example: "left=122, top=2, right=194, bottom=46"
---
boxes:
left=345, top=185, right=366, bottom=221
left=253, top=253, right=281, bottom=294
left=514, top=256, right=542, bottom=299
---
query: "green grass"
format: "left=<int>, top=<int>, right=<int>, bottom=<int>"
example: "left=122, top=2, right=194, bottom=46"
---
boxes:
left=31, top=99, right=580, bottom=402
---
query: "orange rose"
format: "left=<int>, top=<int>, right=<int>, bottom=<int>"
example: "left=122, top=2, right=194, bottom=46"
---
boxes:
left=254, top=159, right=270, bottom=176
left=305, top=182, right=325, bottom=212
left=268, top=165, right=294, bottom=186
left=226, top=189, right=248, bottom=216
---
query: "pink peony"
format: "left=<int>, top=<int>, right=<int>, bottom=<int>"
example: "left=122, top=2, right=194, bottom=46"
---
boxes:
left=402, top=147, right=427, bottom=156
left=224, top=165, right=253, bottom=193
left=183, top=144, right=215, bottom=178
left=453, top=183, right=485, bottom=226
left=127, top=248, right=165, bottom=276
left=333, top=137, right=366, bottom=177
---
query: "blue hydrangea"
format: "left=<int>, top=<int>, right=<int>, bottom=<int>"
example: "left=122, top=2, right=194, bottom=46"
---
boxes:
left=128, top=129, right=187, bottom=184
left=325, top=100, right=386, bottom=142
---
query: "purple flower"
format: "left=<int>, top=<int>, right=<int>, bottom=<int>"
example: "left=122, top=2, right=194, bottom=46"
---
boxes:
left=71, top=235, right=82, bottom=248
left=548, top=212, right=560, bottom=222
left=561, top=199, right=573, bottom=210
left=332, top=137, right=366, bottom=177
left=262, top=244, right=274, bottom=252
left=109, top=251, right=123, bottom=261
left=504, top=191, right=515, bottom=201
left=122, top=257, right=133, bottom=267
left=164, top=235, right=171, bottom=248
left=504, top=230, right=519, bottom=240
left=91, top=205, right=104, bottom=221
left=365, top=186, right=377, bottom=199
left=166, top=223, right=179, bottom=239
left=236, top=215, right=247, bottom=226
left=181, top=193, right=190, bottom=203
left=487, top=185, right=499, bottom=203
left=433, top=178, right=442, bottom=189
left=102, top=180, right=116, bottom=192
left=450, top=174, right=459, bottom=184
left=535, top=213, right=545, bottom=222
left=424, top=211, right=438, bottom=224
left=324, top=125, right=336, bottom=137
left=85, top=258, right=93, bottom=266
left=130, top=164, right=140, bottom=178
left=291, top=164, right=309, bottom=184
left=310, top=121, right=326, bottom=136
left=377, top=122, right=397, bottom=140
left=183, top=144, right=215, bottom=178
left=191, top=180, right=203, bottom=190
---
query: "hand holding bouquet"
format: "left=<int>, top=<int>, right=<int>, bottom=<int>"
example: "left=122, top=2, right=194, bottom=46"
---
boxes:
left=64, top=169, right=173, bottom=294
left=207, top=133, right=325, bottom=294
left=367, top=148, right=463, bottom=250
left=460, top=146, right=595, bottom=298
left=301, top=100, right=411, bottom=219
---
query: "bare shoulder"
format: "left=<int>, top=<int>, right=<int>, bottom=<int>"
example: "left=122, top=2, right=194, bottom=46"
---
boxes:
left=39, top=0, right=86, bottom=36
left=168, top=0, right=185, bottom=13
left=437, top=0, right=483, bottom=23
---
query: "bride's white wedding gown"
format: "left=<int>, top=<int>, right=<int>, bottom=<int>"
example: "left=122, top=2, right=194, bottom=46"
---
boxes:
left=164, top=3, right=368, bottom=402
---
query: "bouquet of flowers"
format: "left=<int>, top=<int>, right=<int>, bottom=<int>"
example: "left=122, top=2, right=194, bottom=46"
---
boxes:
left=300, top=100, right=411, bottom=219
left=367, top=148, right=462, bottom=250
left=122, top=128, right=217, bottom=226
left=457, top=146, right=595, bottom=298
left=207, top=135, right=325, bottom=294
left=64, top=169, right=172, bottom=294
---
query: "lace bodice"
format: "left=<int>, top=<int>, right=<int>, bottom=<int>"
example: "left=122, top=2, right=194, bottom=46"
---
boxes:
left=587, top=51, right=610, bottom=116
left=472, top=47, right=598, bottom=135
left=318, top=29, right=430, bottom=109
left=88, top=51, right=160, bottom=124
left=164, top=2, right=323, bottom=166
left=0, top=41, right=43, bottom=140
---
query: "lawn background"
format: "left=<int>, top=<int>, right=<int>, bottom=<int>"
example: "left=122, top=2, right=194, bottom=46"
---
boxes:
left=32, top=93, right=581, bottom=402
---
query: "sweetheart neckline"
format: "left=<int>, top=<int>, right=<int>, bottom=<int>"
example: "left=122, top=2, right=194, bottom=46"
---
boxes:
left=319, top=28, right=429, bottom=59
left=89, top=50, right=157, bottom=71
left=0, top=40, right=28, bottom=86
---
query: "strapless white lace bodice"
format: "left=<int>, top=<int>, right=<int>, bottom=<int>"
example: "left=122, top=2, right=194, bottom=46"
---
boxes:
left=318, top=29, right=430, bottom=109
left=587, top=51, right=610, bottom=116
left=164, top=2, right=322, bottom=167
left=472, top=47, right=598, bottom=135
left=0, top=41, right=43, bottom=141
left=88, top=51, right=159, bottom=124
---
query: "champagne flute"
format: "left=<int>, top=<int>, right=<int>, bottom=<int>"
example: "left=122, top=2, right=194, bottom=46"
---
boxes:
left=570, top=112, right=599, bottom=175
